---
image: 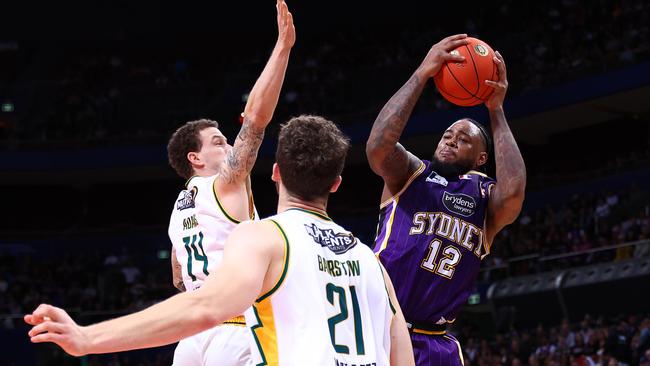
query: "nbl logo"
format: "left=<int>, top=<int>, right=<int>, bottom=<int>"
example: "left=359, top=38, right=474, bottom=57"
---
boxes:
left=177, top=186, right=198, bottom=211
left=426, top=171, right=448, bottom=186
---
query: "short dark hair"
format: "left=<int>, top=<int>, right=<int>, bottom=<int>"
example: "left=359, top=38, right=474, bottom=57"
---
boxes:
left=463, top=117, right=492, bottom=155
left=167, top=119, right=219, bottom=179
left=276, top=115, right=350, bottom=201
left=462, top=117, right=493, bottom=174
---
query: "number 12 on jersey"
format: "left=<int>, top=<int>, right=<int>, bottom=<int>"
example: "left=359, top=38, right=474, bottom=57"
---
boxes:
left=183, top=232, right=209, bottom=281
left=420, top=238, right=461, bottom=279
left=326, top=283, right=365, bottom=355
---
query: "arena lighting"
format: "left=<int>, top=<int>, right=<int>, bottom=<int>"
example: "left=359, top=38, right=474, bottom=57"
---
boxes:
left=157, top=249, right=170, bottom=259
left=1, top=102, right=13, bottom=113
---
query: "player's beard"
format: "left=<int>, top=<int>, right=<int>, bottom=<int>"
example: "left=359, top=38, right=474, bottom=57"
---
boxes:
left=430, top=155, right=474, bottom=178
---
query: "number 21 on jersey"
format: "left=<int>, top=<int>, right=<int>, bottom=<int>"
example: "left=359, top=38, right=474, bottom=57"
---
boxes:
left=326, top=283, right=365, bottom=355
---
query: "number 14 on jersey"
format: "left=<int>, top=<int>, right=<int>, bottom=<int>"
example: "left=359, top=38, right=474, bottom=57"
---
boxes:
left=183, top=232, right=209, bottom=281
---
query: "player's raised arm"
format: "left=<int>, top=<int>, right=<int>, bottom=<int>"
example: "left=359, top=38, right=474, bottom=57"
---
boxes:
left=24, top=220, right=283, bottom=356
left=218, top=0, right=295, bottom=186
left=366, top=34, right=468, bottom=196
left=484, top=51, right=526, bottom=243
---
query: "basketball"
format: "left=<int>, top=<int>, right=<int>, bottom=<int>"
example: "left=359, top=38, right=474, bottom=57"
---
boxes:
left=434, top=37, right=497, bottom=106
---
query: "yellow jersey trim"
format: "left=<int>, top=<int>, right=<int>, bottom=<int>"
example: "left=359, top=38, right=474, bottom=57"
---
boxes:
left=376, top=196, right=399, bottom=259
left=250, top=301, right=278, bottom=366
left=445, top=335, right=465, bottom=366
left=212, top=181, right=242, bottom=224
left=184, top=175, right=199, bottom=188
left=249, top=191, right=257, bottom=220
left=466, top=169, right=488, bottom=177
left=256, top=220, right=290, bottom=302
left=411, top=328, right=447, bottom=335
left=480, top=185, right=494, bottom=260
left=223, top=315, right=246, bottom=326
left=286, top=207, right=332, bottom=221
left=380, top=161, right=426, bottom=209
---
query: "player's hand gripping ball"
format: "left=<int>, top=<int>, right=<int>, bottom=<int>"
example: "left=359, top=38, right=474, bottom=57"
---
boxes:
left=434, top=37, right=498, bottom=106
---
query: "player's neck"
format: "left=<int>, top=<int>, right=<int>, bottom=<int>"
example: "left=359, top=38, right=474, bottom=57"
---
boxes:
left=277, top=191, right=328, bottom=217
left=192, top=166, right=219, bottom=178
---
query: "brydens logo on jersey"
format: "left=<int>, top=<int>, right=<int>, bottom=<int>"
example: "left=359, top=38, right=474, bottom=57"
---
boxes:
left=304, top=223, right=357, bottom=254
left=442, top=191, right=476, bottom=217
left=177, top=186, right=198, bottom=211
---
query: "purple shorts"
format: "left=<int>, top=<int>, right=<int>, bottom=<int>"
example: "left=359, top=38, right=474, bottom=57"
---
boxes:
left=411, top=332, right=464, bottom=366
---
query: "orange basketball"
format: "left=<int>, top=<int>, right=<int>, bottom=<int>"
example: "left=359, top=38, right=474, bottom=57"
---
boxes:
left=434, top=37, right=497, bottom=107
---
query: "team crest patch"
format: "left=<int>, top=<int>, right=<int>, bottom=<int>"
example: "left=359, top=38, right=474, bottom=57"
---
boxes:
left=442, top=191, right=476, bottom=217
left=304, top=223, right=357, bottom=254
left=177, top=186, right=198, bottom=211
left=425, top=171, right=448, bottom=186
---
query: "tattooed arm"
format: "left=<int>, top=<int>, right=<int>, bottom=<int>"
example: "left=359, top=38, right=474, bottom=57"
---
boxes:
left=217, top=0, right=295, bottom=187
left=366, top=35, right=468, bottom=199
left=213, top=1, right=294, bottom=222
left=484, top=52, right=526, bottom=244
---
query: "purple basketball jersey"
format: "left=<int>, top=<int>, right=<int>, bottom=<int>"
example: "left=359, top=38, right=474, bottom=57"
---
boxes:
left=374, top=160, right=495, bottom=325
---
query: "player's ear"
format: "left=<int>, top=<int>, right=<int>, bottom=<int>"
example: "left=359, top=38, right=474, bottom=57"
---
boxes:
left=271, top=163, right=281, bottom=183
left=187, top=151, right=203, bottom=168
left=477, top=151, right=488, bottom=167
left=329, top=176, right=342, bottom=193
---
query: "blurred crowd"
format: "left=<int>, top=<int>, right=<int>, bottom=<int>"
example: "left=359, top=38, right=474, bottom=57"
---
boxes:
left=0, top=246, right=175, bottom=331
left=0, top=0, right=648, bottom=144
left=458, top=314, right=650, bottom=366
left=485, top=183, right=650, bottom=277
left=527, top=148, right=650, bottom=191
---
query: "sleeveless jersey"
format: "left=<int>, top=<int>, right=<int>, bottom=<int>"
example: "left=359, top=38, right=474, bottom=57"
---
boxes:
left=247, top=208, right=394, bottom=366
left=168, top=175, right=257, bottom=292
left=374, top=160, right=495, bottom=326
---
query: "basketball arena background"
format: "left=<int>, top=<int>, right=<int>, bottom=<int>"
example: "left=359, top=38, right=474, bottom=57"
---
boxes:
left=1, top=1, right=649, bottom=365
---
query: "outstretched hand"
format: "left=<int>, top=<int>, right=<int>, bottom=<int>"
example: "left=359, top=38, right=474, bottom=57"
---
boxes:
left=25, top=304, right=90, bottom=357
left=276, top=0, right=295, bottom=50
left=485, top=51, right=508, bottom=110
left=417, top=34, right=468, bottom=78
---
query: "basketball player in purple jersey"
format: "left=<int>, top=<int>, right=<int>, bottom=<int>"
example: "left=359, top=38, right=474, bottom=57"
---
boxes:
left=366, top=34, right=526, bottom=365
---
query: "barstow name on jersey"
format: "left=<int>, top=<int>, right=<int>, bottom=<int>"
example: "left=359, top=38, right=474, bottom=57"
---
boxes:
left=335, top=360, right=377, bottom=366
left=317, top=255, right=361, bottom=277
left=409, top=211, right=485, bottom=258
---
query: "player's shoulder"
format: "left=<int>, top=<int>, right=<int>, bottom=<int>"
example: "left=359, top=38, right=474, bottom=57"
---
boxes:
left=235, top=219, right=279, bottom=234
left=460, top=170, right=495, bottom=199
left=418, top=159, right=432, bottom=174
left=184, top=175, right=221, bottom=202
left=229, top=219, right=285, bottom=249
left=462, top=170, right=495, bottom=183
